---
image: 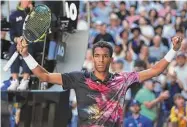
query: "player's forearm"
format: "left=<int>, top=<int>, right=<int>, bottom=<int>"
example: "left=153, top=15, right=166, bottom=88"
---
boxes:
left=150, top=58, right=169, bottom=76
left=32, top=65, right=50, bottom=82
left=139, top=48, right=177, bottom=82
left=23, top=53, right=50, bottom=82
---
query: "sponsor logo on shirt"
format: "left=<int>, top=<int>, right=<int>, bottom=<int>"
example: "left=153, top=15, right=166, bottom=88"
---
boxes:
left=16, top=16, right=23, bottom=22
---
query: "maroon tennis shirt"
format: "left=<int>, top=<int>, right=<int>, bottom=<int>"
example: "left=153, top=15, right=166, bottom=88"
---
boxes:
left=62, top=71, right=139, bottom=127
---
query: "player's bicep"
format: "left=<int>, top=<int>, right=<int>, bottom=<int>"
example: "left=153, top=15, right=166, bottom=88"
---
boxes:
left=47, top=73, right=63, bottom=85
left=138, top=69, right=156, bottom=82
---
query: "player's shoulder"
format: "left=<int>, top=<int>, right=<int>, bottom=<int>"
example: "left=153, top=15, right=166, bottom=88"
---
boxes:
left=116, top=71, right=138, bottom=78
left=62, top=71, right=84, bottom=76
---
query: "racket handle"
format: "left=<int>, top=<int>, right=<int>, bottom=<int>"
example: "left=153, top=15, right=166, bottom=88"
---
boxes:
left=3, top=52, right=19, bottom=72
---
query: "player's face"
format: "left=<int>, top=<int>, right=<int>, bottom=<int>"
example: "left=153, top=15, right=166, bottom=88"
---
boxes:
left=93, top=47, right=112, bottom=73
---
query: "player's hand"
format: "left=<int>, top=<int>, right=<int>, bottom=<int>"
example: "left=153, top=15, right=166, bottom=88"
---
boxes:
left=16, top=37, right=29, bottom=57
left=172, top=36, right=183, bottom=51
left=159, top=91, right=170, bottom=101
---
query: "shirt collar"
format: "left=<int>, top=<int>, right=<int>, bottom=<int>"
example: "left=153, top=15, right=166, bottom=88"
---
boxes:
left=90, top=71, right=114, bottom=84
left=17, top=5, right=24, bottom=11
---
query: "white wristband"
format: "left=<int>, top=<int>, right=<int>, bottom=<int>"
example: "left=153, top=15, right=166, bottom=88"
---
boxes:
left=23, top=54, right=38, bottom=70
left=164, top=49, right=177, bottom=62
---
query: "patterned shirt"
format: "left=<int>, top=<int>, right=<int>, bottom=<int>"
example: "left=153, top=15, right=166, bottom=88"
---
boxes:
left=62, top=71, right=139, bottom=127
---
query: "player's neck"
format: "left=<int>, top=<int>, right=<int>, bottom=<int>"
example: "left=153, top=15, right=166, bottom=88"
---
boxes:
left=94, top=71, right=109, bottom=81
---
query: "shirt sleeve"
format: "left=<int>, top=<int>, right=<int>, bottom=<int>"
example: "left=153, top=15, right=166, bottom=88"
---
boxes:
left=61, top=71, right=83, bottom=90
left=123, top=71, right=140, bottom=87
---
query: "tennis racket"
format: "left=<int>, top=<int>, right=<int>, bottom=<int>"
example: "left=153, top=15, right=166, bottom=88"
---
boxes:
left=3, top=5, right=51, bottom=72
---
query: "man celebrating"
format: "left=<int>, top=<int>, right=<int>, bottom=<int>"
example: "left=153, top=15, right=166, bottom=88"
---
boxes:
left=16, top=36, right=182, bottom=126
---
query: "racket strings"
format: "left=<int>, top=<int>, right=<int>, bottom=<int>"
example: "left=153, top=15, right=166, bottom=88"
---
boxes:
left=23, top=5, right=51, bottom=42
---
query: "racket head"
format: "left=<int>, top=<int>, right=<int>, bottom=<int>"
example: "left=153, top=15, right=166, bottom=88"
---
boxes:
left=23, top=4, right=51, bottom=43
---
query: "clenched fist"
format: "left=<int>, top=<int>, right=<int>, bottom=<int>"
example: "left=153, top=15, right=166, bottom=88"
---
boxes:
left=16, top=36, right=29, bottom=57
left=172, top=36, right=183, bottom=51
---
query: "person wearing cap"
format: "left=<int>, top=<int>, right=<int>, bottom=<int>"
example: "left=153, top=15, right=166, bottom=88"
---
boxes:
left=135, top=80, right=169, bottom=124
left=169, top=93, right=187, bottom=127
left=124, top=99, right=153, bottom=127
left=174, top=52, right=187, bottom=99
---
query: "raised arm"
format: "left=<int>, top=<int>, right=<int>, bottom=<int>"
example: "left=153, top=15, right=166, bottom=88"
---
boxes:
left=17, top=37, right=63, bottom=85
left=138, top=36, right=183, bottom=82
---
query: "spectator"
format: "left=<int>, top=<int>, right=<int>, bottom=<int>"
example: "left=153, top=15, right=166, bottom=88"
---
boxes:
left=89, top=21, right=102, bottom=48
left=116, top=1, right=129, bottom=22
left=119, top=29, right=129, bottom=51
left=122, top=49, right=136, bottom=72
left=162, top=13, right=176, bottom=39
left=154, top=25, right=170, bottom=48
left=128, top=26, right=145, bottom=55
left=149, top=35, right=168, bottom=61
left=92, top=1, right=111, bottom=24
left=169, top=93, right=187, bottom=127
left=148, top=9, right=158, bottom=27
left=158, top=4, right=176, bottom=17
left=138, top=16, right=155, bottom=45
left=125, top=99, right=153, bottom=127
left=126, top=5, right=140, bottom=26
left=107, top=13, right=122, bottom=44
left=174, top=52, right=187, bottom=99
left=156, top=16, right=165, bottom=26
left=112, top=59, right=124, bottom=73
left=135, top=80, right=169, bottom=124
left=138, top=44, right=156, bottom=65
left=7, top=0, right=34, bottom=91
left=164, top=73, right=183, bottom=111
left=180, top=39, right=187, bottom=53
left=112, top=44, right=125, bottom=60
left=93, top=24, right=115, bottom=45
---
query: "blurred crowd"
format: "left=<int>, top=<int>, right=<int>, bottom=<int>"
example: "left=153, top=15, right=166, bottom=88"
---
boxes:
left=80, top=1, right=187, bottom=127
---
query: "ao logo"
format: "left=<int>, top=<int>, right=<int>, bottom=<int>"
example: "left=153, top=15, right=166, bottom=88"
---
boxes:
left=65, top=2, right=77, bottom=21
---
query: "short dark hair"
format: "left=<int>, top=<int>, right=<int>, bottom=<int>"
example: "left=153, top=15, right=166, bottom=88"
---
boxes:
left=120, top=29, right=129, bottom=38
left=120, top=1, right=126, bottom=5
left=92, top=41, right=113, bottom=57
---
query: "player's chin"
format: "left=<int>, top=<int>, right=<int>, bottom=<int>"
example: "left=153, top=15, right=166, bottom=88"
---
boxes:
left=96, top=67, right=106, bottom=72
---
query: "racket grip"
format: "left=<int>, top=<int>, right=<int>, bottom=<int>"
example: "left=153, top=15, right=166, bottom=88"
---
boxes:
left=3, top=52, right=19, bottom=72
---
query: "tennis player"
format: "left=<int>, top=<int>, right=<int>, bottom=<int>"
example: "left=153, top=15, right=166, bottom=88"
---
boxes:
left=17, top=36, right=182, bottom=127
